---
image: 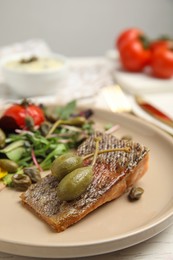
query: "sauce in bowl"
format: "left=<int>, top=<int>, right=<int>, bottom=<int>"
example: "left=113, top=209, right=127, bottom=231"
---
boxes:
left=5, top=56, right=63, bottom=72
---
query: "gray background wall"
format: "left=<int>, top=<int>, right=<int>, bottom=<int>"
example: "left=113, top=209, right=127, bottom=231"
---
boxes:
left=0, top=0, right=172, bottom=57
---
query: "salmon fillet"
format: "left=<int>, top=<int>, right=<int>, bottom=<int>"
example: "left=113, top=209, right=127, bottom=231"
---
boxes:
left=20, top=132, right=149, bottom=232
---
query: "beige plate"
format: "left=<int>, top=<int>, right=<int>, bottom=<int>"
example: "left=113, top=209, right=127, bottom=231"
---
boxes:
left=0, top=106, right=173, bottom=258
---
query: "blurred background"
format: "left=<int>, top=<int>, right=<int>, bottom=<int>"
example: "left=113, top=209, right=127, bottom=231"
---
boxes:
left=0, top=0, right=172, bottom=57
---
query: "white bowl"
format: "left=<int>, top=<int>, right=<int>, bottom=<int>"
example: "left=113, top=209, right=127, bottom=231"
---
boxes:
left=1, top=52, right=68, bottom=97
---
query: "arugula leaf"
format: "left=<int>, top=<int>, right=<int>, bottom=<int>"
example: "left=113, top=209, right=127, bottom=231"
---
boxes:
left=6, top=147, right=26, bottom=162
left=0, top=102, right=95, bottom=174
left=56, top=100, right=77, bottom=120
left=40, top=143, right=67, bottom=170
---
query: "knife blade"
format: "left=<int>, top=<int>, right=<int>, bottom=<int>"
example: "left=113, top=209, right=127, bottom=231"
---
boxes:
left=135, top=95, right=173, bottom=128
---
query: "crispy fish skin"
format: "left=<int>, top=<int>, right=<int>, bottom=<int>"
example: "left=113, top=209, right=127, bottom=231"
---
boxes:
left=21, top=132, right=149, bottom=232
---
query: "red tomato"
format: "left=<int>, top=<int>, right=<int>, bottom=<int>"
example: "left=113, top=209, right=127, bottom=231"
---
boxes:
left=150, top=42, right=173, bottom=79
left=116, top=28, right=143, bottom=50
left=150, top=40, right=168, bottom=52
left=2, top=100, right=45, bottom=129
left=119, top=39, right=151, bottom=72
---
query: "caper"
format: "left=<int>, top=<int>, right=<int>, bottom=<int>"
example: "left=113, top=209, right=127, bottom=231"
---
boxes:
left=63, top=117, right=86, bottom=126
left=57, top=166, right=93, bottom=201
left=51, top=152, right=83, bottom=181
left=12, top=173, right=32, bottom=191
left=25, top=116, right=35, bottom=130
left=39, top=121, right=52, bottom=136
left=46, top=117, right=86, bottom=137
left=121, top=135, right=132, bottom=142
left=0, top=159, right=18, bottom=173
left=23, top=166, right=41, bottom=183
left=0, top=128, right=6, bottom=148
left=128, top=187, right=144, bottom=201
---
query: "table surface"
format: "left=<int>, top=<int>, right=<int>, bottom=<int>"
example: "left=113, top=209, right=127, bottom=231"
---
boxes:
left=0, top=57, right=173, bottom=260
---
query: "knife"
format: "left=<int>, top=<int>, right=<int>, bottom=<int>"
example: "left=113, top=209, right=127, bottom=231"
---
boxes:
left=135, top=95, right=173, bottom=128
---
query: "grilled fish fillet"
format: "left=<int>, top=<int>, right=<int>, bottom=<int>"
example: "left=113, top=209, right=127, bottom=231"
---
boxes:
left=21, top=132, right=149, bottom=232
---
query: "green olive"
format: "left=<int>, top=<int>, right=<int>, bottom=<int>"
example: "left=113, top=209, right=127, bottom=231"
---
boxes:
left=51, top=152, right=83, bottom=181
left=0, top=128, right=6, bottom=148
left=57, top=166, right=93, bottom=201
left=12, top=173, right=32, bottom=191
left=0, top=159, right=18, bottom=173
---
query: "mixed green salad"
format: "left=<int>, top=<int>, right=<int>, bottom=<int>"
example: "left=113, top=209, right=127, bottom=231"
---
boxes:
left=0, top=99, right=95, bottom=190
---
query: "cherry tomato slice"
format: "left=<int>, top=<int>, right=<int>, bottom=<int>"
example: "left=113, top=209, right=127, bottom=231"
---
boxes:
left=2, top=101, right=45, bottom=130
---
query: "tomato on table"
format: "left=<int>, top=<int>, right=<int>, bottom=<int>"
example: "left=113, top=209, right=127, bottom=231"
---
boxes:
left=150, top=41, right=173, bottom=79
left=119, top=38, right=151, bottom=72
left=116, top=28, right=143, bottom=50
left=116, top=28, right=151, bottom=72
left=150, top=40, right=168, bottom=52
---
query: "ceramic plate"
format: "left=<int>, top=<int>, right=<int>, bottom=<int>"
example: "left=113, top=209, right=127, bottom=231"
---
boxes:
left=130, top=93, right=173, bottom=136
left=114, top=67, right=173, bottom=94
left=0, top=106, right=173, bottom=258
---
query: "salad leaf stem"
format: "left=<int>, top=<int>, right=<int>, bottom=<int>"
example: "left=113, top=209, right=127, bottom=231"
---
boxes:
left=40, top=144, right=67, bottom=170
left=31, top=149, right=43, bottom=172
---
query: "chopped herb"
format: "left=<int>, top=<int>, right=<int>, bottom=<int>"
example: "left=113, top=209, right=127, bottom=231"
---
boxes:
left=104, top=123, right=113, bottom=131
